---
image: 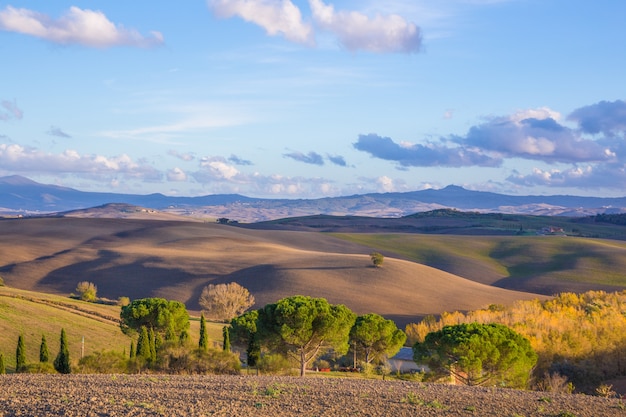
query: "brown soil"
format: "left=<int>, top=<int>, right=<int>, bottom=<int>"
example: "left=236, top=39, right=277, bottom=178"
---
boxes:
left=1, top=374, right=624, bottom=417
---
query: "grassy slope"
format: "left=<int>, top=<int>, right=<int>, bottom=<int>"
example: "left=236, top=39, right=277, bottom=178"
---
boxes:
left=332, top=234, right=626, bottom=294
left=0, top=286, right=226, bottom=372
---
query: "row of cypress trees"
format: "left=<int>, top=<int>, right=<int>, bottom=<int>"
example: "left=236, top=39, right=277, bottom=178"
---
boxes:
left=0, top=329, right=70, bottom=374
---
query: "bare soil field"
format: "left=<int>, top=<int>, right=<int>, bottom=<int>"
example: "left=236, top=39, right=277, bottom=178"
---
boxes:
left=1, top=374, right=624, bottom=417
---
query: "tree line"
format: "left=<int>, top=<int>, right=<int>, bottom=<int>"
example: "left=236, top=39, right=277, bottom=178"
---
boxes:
left=405, top=290, right=626, bottom=393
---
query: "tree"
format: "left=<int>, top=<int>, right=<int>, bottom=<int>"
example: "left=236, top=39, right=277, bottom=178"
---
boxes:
left=120, top=298, right=189, bottom=338
left=198, top=282, right=255, bottom=322
left=129, top=340, right=136, bottom=359
left=413, top=323, right=537, bottom=388
left=0, top=353, right=5, bottom=374
left=15, top=334, right=26, bottom=373
left=136, top=326, right=151, bottom=361
left=39, top=334, right=50, bottom=363
left=222, top=326, right=230, bottom=352
left=350, top=313, right=406, bottom=364
left=370, top=252, right=384, bottom=267
left=257, top=296, right=356, bottom=377
left=75, top=281, right=97, bottom=302
left=199, top=313, right=209, bottom=352
left=230, top=310, right=259, bottom=367
left=54, top=328, right=71, bottom=374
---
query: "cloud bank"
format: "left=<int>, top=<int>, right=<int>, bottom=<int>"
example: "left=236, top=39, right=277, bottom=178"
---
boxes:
left=208, top=0, right=422, bottom=53
left=0, top=6, right=164, bottom=48
left=354, top=100, right=626, bottom=191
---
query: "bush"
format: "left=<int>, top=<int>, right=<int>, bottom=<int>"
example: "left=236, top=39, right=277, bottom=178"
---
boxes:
left=78, top=351, right=128, bottom=374
left=117, top=296, right=131, bottom=307
left=75, top=281, right=97, bottom=302
left=0, top=276, right=4, bottom=286
left=157, top=346, right=240, bottom=375
left=257, top=354, right=294, bottom=375
left=24, top=362, right=56, bottom=374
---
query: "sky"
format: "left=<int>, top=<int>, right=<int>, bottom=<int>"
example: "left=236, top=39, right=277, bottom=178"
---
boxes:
left=1, top=0, right=626, bottom=199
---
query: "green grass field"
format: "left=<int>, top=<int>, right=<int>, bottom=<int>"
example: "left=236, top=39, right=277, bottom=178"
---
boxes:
left=332, top=234, right=626, bottom=290
left=0, top=286, right=225, bottom=372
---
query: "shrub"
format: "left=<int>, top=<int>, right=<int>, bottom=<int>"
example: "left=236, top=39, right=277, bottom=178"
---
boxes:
left=257, top=354, right=294, bottom=375
left=24, top=362, right=56, bottom=374
left=0, top=276, right=4, bottom=286
left=78, top=350, right=128, bottom=374
left=117, top=296, right=131, bottom=307
left=75, top=281, right=98, bottom=302
left=157, top=346, right=240, bottom=375
left=370, top=252, right=384, bottom=267
left=0, top=353, right=5, bottom=374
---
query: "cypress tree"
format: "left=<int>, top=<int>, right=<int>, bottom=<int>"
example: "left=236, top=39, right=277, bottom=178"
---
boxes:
left=222, top=326, right=230, bottom=352
left=129, top=340, right=136, bottom=359
left=15, top=334, right=26, bottom=373
left=136, top=326, right=151, bottom=361
left=40, top=334, right=50, bottom=363
left=148, top=327, right=157, bottom=363
left=199, top=314, right=209, bottom=352
left=53, top=328, right=71, bottom=374
left=0, top=353, right=6, bottom=374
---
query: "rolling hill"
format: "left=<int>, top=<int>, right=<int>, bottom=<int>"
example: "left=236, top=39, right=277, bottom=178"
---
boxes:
left=0, top=217, right=544, bottom=327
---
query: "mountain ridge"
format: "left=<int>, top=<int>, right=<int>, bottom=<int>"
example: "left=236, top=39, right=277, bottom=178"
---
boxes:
left=2, top=175, right=626, bottom=222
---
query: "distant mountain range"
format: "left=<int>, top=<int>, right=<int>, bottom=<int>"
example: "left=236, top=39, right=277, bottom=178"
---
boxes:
left=2, top=175, right=626, bottom=222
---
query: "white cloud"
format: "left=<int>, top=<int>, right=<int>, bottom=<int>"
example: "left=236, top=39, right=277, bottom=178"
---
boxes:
left=0, top=6, right=164, bottom=48
left=208, top=0, right=314, bottom=45
left=167, top=167, right=188, bottom=182
left=309, top=0, right=422, bottom=53
left=0, top=143, right=161, bottom=180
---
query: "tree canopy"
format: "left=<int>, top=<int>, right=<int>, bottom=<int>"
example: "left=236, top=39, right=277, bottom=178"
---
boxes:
left=350, top=313, right=406, bottom=364
left=413, top=323, right=537, bottom=388
left=256, top=296, right=356, bottom=377
left=199, top=282, right=255, bottom=322
left=120, top=298, right=189, bottom=337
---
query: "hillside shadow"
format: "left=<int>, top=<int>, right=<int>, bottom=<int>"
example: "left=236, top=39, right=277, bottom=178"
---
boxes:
left=39, top=249, right=209, bottom=301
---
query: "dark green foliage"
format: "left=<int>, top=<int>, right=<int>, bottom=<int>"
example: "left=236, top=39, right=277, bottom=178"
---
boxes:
left=247, top=335, right=260, bottom=367
left=414, top=323, right=537, bottom=388
left=39, top=334, right=49, bottom=363
left=257, top=295, right=356, bottom=377
left=148, top=327, right=157, bottom=363
left=136, top=326, right=151, bottom=361
left=120, top=298, right=189, bottom=338
left=53, top=328, right=71, bottom=374
left=350, top=313, right=406, bottom=364
left=129, top=340, right=136, bottom=359
left=0, top=353, right=5, bottom=374
left=199, top=314, right=209, bottom=352
left=15, top=334, right=26, bottom=373
left=230, top=310, right=258, bottom=348
left=222, top=326, right=230, bottom=352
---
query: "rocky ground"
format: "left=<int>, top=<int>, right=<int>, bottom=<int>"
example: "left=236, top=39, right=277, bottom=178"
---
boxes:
left=1, top=374, right=625, bottom=417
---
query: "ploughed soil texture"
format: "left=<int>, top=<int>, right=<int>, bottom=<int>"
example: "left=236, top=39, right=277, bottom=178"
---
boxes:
left=1, top=374, right=625, bottom=417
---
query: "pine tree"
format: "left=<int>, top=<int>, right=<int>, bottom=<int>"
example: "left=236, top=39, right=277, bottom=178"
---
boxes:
left=222, top=326, right=230, bottom=352
left=53, top=328, right=71, bottom=374
left=15, top=334, right=26, bottom=373
left=40, top=334, right=50, bottom=363
left=0, top=353, right=6, bottom=374
left=199, top=313, right=209, bottom=352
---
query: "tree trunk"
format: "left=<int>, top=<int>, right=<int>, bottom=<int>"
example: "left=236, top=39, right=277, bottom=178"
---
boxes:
left=300, top=348, right=306, bottom=377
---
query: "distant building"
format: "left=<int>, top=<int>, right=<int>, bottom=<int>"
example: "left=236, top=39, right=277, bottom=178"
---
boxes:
left=388, top=347, right=429, bottom=374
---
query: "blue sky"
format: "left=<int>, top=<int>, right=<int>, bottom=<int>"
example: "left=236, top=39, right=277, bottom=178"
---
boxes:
left=1, top=1, right=625, bottom=199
